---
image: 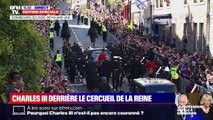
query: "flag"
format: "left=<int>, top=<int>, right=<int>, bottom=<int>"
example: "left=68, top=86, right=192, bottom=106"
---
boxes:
left=135, top=0, right=148, bottom=9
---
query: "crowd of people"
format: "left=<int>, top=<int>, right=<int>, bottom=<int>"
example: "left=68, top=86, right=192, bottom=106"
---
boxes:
left=34, top=0, right=64, bottom=36
left=35, top=20, right=49, bottom=36
left=74, top=1, right=213, bottom=93
left=0, top=0, right=79, bottom=104
left=41, top=60, right=76, bottom=93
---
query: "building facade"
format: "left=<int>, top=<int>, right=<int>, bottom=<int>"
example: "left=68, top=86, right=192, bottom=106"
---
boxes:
left=151, top=0, right=208, bottom=52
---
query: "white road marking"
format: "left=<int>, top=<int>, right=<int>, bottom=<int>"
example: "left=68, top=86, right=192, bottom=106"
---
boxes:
left=70, top=25, right=85, bottom=51
left=109, top=83, right=113, bottom=89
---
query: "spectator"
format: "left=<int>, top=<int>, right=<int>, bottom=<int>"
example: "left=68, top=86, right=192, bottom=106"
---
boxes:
left=13, top=80, right=25, bottom=93
left=98, top=77, right=111, bottom=92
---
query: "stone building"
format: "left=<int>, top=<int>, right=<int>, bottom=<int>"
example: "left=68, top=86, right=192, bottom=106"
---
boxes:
left=151, top=0, right=208, bottom=52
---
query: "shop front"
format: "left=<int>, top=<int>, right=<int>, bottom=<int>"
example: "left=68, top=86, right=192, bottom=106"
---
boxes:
left=152, top=13, right=172, bottom=43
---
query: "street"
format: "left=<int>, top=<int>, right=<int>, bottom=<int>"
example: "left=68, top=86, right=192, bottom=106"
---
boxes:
left=53, top=1, right=129, bottom=93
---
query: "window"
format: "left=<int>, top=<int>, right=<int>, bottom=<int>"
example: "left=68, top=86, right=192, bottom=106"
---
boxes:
left=156, top=0, right=159, bottom=8
left=184, top=0, right=187, bottom=4
left=165, top=0, right=170, bottom=6
left=160, top=0, right=163, bottom=7
left=194, top=0, right=197, bottom=3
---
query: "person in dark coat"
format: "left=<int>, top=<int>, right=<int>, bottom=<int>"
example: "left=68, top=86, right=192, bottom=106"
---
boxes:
left=85, top=57, right=98, bottom=91
left=99, top=58, right=111, bottom=83
left=62, top=20, right=68, bottom=29
left=111, top=56, right=122, bottom=91
left=90, top=18, right=96, bottom=28
left=54, top=20, right=60, bottom=36
left=160, top=66, right=171, bottom=80
left=61, top=20, right=69, bottom=41
left=97, top=20, right=102, bottom=35
left=88, top=26, right=98, bottom=47
left=67, top=51, right=76, bottom=83
left=77, top=13, right=81, bottom=25
left=130, top=57, right=141, bottom=79
left=98, top=77, right=111, bottom=92
left=64, top=28, right=71, bottom=42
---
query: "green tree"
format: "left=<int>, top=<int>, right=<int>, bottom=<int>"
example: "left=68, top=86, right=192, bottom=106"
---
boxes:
left=0, top=0, right=49, bottom=92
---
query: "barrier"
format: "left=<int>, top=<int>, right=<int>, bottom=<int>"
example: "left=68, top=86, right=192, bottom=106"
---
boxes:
left=107, top=32, right=120, bottom=46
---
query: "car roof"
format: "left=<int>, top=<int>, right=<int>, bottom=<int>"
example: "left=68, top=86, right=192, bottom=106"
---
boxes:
left=133, top=78, right=175, bottom=86
left=87, top=46, right=109, bottom=51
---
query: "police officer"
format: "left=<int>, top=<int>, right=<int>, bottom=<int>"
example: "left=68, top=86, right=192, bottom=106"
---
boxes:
left=49, top=20, right=55, bottom=50
left=102, top=23, right=107, bottom=42
left=49, top=29, right=54, bottom=50
left=171, top=62, right=180, bottom=92
left=97, top=20, right=102, bottom=35
left=54, top=50, right=62, bottom=69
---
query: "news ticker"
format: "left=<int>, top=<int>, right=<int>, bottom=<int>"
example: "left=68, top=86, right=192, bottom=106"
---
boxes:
left=10, top=93, right=175, bottom=104
left=8, top=105, right=201, bottom=116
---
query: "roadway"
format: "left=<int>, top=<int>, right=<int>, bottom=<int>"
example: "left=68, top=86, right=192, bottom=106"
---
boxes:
left=53, top=1, right=129, bottom=92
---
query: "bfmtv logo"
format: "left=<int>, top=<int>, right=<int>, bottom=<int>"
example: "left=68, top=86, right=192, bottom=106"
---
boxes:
left=10, top=6, right=21, bottom=15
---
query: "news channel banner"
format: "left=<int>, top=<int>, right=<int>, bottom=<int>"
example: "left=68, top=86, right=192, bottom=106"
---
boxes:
left=0, top=93, right=178, bottom=120
left=9, top=5, right=72, bottom=20
left=3, top=93, right=212, bottom=120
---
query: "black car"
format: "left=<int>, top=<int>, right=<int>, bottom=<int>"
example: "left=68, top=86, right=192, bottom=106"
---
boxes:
left=85, top=47, right=111, bottom=63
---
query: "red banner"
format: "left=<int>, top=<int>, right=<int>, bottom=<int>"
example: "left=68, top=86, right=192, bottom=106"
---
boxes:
left=21, top=10, right=60, bottom=15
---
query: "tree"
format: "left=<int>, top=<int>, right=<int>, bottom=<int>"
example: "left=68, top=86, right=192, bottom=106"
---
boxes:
left=0, top=0, right=49, bottom=92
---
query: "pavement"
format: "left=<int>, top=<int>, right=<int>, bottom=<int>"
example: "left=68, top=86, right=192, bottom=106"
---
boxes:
left=52, top=1, right=130, bottom=92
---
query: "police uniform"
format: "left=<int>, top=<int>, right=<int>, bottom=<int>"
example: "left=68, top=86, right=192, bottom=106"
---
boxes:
left=96, top=20, right=102, bottom=35
left=102, top=23, right=107, bottom=42
left=49, top=31, right=54, bottom=50
left=171, top=65, right=180, bottom=92
left=55, top=53, right=62, bottom=69
left=49, top=20, right=55, bottom=50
